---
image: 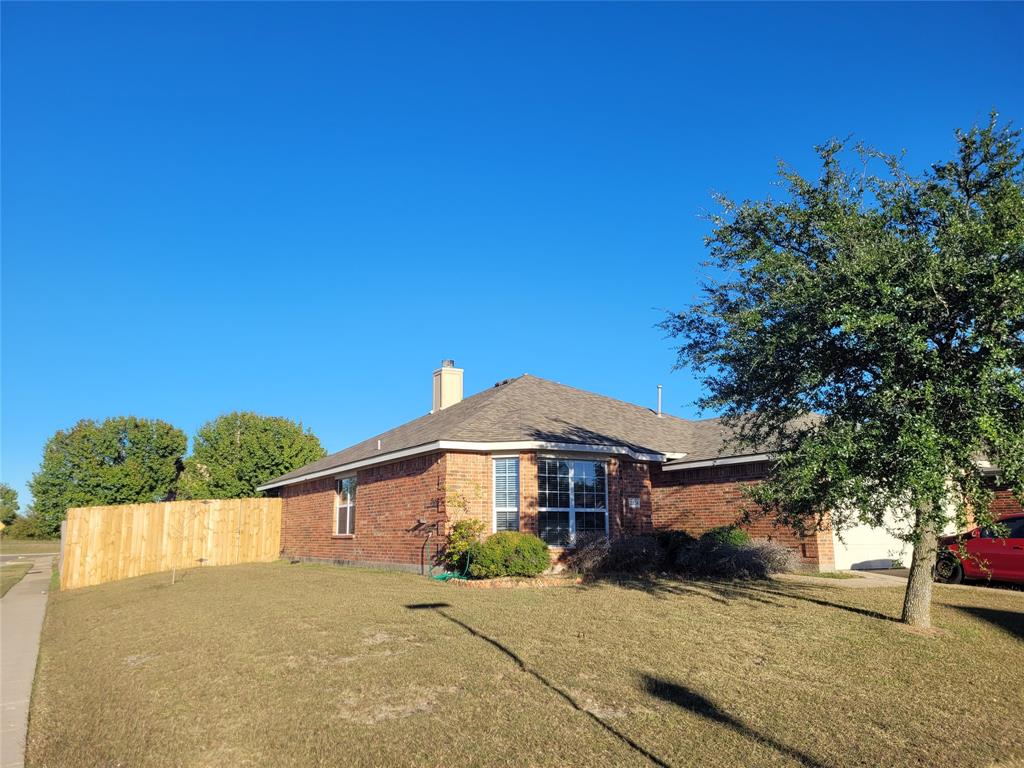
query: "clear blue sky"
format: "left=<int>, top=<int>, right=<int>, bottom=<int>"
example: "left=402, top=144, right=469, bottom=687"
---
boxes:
left=2, top=2, right=1022, bottom=507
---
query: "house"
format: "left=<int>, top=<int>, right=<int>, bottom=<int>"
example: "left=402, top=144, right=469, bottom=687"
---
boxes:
left=258, top=361, right=1022, bottom=574
left=259, top=361, right=838, bottom=572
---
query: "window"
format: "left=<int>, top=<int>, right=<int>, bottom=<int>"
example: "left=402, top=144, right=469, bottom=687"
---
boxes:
left=335, top=477, right=356, bottom=536
left=537, top=458, right=607, bottom=545
left=493, top=457, right=520, bottom=532
left=982, top=518, right=1024, bottom=539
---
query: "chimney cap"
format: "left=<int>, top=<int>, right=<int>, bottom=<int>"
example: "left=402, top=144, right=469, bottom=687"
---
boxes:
left=441, top=359, right=456, bottom=368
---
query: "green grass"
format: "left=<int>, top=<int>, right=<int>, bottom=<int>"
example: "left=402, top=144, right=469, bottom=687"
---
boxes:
left=27, top=563, right=1024, bottom=768
left=0, top=562, right=33, bottom=597
left=0, top=538, right=60, bottom=555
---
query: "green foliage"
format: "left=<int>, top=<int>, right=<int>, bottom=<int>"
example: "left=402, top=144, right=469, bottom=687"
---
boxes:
left=29, top=417, right=187, bottom=535
left=2, top=513, right=55, bottom=540
left=662, top=114, right=1024, bottom=547
left=177, top=412, right=325, bottom=499
left=700, top=526, right=752, bottom=547
left=443, top=519, right=486, bottom=572
left=467, top=532, right=550, bottom=579
left=0, top=483, right=19, bottom=526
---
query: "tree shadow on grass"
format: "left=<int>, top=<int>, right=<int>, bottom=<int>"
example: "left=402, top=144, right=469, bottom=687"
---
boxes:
left=406, top=602, right=672, bottom=768
left=641, top=675, right=828, bottom=768
left=952, top=605, right=1024, bottom=640
left=577, top=574, right=897, bottom=621
left=735, top=582, right=898, bottom=623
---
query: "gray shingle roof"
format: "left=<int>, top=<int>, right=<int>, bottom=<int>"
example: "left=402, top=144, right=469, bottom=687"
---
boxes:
left=260, top=374, right=763, bottom=489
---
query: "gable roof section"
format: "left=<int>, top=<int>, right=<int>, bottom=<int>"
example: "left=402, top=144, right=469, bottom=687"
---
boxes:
left=258, top=374, right=759, bottom=491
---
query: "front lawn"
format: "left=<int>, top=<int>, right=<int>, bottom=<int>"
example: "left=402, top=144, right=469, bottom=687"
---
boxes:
left=28, top=563, right=1023, bottom=768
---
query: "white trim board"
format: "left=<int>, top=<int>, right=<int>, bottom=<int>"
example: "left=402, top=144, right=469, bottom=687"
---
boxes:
left=257, top=440, right=671, bottom=491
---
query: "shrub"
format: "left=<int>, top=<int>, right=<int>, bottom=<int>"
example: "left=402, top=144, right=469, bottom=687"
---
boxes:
left=564, top=534, right=662, bottom=576
left=2, top=514, right=57, bottom=540
left=700, top=525, right=751, bottom=547
left=562, top=534, right=610, bottom=575
left=604, top=535, right=662, bottom=573
left=675, top=537, right=794, bottom=579
left=443, top=519, right=486, bottom=573
left=467, top=532, right=550, bottom=579
left=654, top=530, right=697, bottom=564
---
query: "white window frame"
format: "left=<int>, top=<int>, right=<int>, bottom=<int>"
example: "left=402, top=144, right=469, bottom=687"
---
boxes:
left=334, top=476, right=356, bottom=536
left=492, top=455, right=520, bottom=533
left=537, top=457, right=609, bottom=546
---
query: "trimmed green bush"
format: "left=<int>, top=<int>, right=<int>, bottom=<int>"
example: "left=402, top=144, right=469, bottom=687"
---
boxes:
left=443, top=519, right=486, bottom=573
left=700, top=525, right=751, bottom=547
left=467, top=532, right=550, bottom=579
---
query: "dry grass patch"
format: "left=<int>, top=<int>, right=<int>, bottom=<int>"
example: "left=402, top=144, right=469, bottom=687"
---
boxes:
left=27, top=561, right=1024, bottom=768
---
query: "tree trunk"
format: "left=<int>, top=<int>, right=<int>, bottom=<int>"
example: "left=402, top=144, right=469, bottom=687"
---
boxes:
left=901, top=511, right=938, bottom=628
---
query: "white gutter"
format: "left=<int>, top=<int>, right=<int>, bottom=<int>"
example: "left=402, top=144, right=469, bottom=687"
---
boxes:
left=661, top=453, right=772, bottom=471
left=257, top=440, right=670, bottom=491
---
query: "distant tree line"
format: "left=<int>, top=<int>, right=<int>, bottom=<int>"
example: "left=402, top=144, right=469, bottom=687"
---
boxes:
left=4, top=413, right=325, bottom=538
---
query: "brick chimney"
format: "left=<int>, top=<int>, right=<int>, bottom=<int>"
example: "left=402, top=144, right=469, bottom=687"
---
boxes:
left=432, top=359, right=463, bottom=413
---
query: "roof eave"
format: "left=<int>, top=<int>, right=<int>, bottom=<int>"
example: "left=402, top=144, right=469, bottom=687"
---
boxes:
left=257, top=439, right=669, bottom=491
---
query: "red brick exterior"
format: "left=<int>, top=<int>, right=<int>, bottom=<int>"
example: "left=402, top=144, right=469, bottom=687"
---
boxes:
left=279, top=449, right=835, bottom=572
left=279, top=452, right=448, bottom=573
left=608, top=459, right=654, bottom=536
left=991, top=488, right=1024, bottom=517
left=649, top=462, right=835, bottom=570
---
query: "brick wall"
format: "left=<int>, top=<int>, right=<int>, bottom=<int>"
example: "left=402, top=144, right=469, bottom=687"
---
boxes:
left=608, top=459, right=654, bottom=536
left=279, top=452, right=447, bottom=572
left=279, top=449, right=838, bottom=573
left=649, top=462, right=834, bottom=570
left=443, top=452, right=492, bottom=528
left=991, top=487, right=1024, bottom=517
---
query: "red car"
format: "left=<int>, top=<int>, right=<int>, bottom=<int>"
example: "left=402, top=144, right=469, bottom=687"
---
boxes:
left=935, top=513, right=1024, bottom=584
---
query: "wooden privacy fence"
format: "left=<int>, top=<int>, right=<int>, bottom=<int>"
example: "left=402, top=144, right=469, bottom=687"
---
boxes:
left=60, top=498, right=282, bottom=590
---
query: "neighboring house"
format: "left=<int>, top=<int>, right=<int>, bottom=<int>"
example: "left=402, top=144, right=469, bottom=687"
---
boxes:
left=258, top=362, right=1021, bottom=574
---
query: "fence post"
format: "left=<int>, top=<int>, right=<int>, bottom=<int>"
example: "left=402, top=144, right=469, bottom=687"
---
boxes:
left=58, top=519, right=67, bottom=581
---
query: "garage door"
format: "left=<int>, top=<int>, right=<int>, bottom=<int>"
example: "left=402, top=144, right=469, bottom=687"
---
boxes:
left=831, top=523, right=912, bottom=570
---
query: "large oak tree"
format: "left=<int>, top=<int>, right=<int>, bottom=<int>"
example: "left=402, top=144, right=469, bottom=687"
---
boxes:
left=663, top=115, right=1024, bottom=628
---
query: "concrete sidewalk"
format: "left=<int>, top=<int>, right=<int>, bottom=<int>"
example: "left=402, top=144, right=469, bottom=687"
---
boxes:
left=1, top=556, right=53, bottom=768
left=777, top=570, right=911, bottom=588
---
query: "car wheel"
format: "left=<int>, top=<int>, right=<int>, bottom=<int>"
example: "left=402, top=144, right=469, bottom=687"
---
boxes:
left=935, top=556, right=963, bottom=584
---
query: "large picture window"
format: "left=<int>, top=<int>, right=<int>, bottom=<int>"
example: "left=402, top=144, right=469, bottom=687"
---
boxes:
left=493, top=457, right=520, bottom=532
left=335, top=477, right=356, bottom=536
left=537, top=458, right=607, bottom=545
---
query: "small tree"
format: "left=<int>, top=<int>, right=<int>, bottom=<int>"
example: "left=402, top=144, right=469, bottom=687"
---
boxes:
left=662, top=114, right=1024, bottom=628
left=177, top=412, right=325, bottom=499
left=0, top=483, right=19, bottom=526
left=30, top=417, right=187, bottom=535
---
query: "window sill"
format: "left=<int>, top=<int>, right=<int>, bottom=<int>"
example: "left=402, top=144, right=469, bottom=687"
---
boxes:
left=332, top=534, right=355, bottom=540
